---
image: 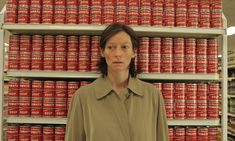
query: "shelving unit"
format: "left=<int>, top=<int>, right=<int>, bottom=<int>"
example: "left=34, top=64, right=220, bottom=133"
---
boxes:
left=0, top=15, right=228, bottom=141
left=6, top=117, right=220, bottom=126
left=6, top=70, right=220, bottom=80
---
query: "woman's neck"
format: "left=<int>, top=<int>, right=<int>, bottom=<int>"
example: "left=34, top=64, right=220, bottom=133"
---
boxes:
left=107, top=70, right=129, bottom=93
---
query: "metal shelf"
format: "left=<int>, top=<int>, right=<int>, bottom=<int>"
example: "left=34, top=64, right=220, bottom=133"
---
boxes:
left=228, top=65, right=235, bottom=69
left=6, top=71, right=220, bottom=80
left=228, top=77, right=235, bottom=81
left=6, top=117, right=67, bottom=124
left=228, top=131, right=235, bottom=137
left=228, top=113, right=235, bottom=117
left=228, top=95, right=235, bottom=98
left=6, top=117, right=220, bottom=126
left=2, top=24, right=224, bottom=37
left=168, top=119, right=220, bottom=126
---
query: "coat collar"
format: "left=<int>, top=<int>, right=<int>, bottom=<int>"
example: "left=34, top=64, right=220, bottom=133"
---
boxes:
left=94, top=76, right=144, bottom=99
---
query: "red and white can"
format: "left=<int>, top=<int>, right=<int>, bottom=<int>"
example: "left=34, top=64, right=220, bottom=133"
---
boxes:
left=184, top=55, right=196, bottom=73
left=43, top=126, right=54, bottom=140
left=55, top=52, right=67, bottom=71
left=186, top=127, right=197, bottom=141
left=207, top=83, right=219, bottom=100
left=7, top=125, right=19, bottom=140
left=128, top=7, right=139, bottom=25
left=55, top=126, right=65, bottom=140
left=43, top=81, right=55, bottom=98
left=164, top=100, right=174, bottom=119
left=185, top=84, right=197, bottom=100
left=174, top=83, right=185, bottom=100
left=8, top=80, right=19, bottom=97
left=9, top=35, right=20, bottom=52
left=19, top=80, right=31, bottom=97
left=55, top=81, right=67, bottom=98
left=31, top=125, right=42, bottom=140
left=152, top=8, right=163, bottom=26
left=43, top=52, right=55, bottom=70
left=197, top=84, right=207, bottom=100
left=175, top=127, right=185, bottom=140
left=90, top=6, right=102, bottom=24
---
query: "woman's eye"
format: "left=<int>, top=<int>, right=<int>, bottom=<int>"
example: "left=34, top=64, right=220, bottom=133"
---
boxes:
left=107, top=46, right=113, bottom=49
left=122, top=45, right=129, bottom=49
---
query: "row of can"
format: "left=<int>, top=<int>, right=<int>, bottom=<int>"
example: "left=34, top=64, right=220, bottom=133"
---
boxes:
left=168, top=126, right=220, bottom=141
left=152, top=83, right=220, bottom=101
left=9, top=35, right=218, bottom=55
left=6, top=0, right=222, bottom=8
left=7, top=124, right=65, bottom=141
left=5, top=0, right=222, bottom=28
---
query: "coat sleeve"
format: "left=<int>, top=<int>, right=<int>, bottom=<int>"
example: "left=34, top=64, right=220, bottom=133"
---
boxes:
left=65, top=92, right=85, bottom=141
left=156, top=89, right=169, bottom=141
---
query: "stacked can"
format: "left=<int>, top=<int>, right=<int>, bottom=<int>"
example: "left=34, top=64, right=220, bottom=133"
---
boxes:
left=175, top=127, right=185, bottom=140
left=90, top=0, right=102, bottom=24
left=43, top=35, right=55, bottom=70
left=185, top=84, right=197, bottom=119
left=139, top=0, right=151, bottom=26
left=18, top=80, right=31, bottom=117
left=19, top=35, right=31, bottom=70
left=5, top=0, right=18, bottom=23
left=207, top=39, right=218, bottom=73
left=173, top=38, right=184, bottom=73
left=17, top=0, right=30, bottom=23
left=78, top=36, right=90, bottom=71
left=207, top=83, right=220, bottom=119
left=55, top=126, right=66, bottom=140
left=42, top=0, right=54, bottom=24
left=161, top=38, right=172, bottom=73
left=196, top=39, right=207, bottom=73
left=55, top=81, right=67, bottom=117
left=208, top=127, right=219, bottom=140
left=43, top=126, right=54, bottom=140
left=19, top=125, right=31, bottom=140
left=151, top=0, right=163, bottom=26
left=90, top=36, right=101, bottom=72
left=54, top=0, right=66, bottom=24
left=30, top=0, right=42, bottom=24
left=174, top=83, right=185, bottom=119
left=197, top=127, right=208, bottom=140
left=210, top=0, right=223, bottom=28
left=31, top=125, right=43, bottom=140
left=187, top=0, right=199, bottom=27
left=199, top=0, right=210, bottom=28
left=66, top=0, right=78, bottom=24
left=115, top=0, right=127, bottom=24
left=78, top=0, right=90, bottom=24
left=8, top=35, right=20, bottom=70
left=102, top=0, right=114, bottom=24
left=55, top=35, right=67, bottom=70
left=7, top=124, right=19, bottom=140
left=168, top=127, right=174, bottom=141
left=43, top=81, right=55, bottom=117
left=162, top=83, right=174, bottom=119
left=8, top=80, right=19, bottom=116
left=31, top=80, right=43, bottom=117
left=197, top=84, right=207, bottom=119
left=149, top=37, right=161, bottom=73
left=128, top=0, right=139, bottom=25
left=67, top=82, right=80, bottom=109
left=31, top=35, right=43, bottom=70
left=67, top=36, right=78, bottom=71
left=163, top=0, right=175, bottom=27
left=137, top=37, right=149, bottom=73
left=184, top=38, right=196, bottom=73
left=186, top=127, right=197, bottom=141
left=175, top=0, right=187, bottom=27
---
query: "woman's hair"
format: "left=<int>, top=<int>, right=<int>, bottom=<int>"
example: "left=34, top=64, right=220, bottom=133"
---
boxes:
left=98, top=23, right=138, bottom=77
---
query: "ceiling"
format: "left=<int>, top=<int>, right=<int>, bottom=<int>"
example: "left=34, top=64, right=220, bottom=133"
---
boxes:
left=0, top=0, right=234, bottom=52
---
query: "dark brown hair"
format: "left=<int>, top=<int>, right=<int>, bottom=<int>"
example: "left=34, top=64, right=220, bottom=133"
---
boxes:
left=98, top=23, right=138, bottom=77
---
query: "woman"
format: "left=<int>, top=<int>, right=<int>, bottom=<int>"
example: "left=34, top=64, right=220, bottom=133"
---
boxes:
left=65, top=23, right=169, bottom=141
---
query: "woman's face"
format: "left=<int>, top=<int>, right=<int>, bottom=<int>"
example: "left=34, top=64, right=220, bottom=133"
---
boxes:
left=102, top=31, right=135, bottom=73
